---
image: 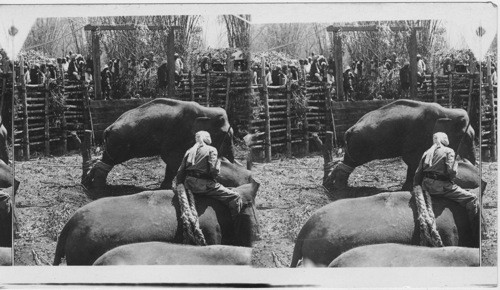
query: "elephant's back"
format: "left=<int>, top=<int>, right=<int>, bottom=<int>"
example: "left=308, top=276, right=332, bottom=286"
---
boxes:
left=64, top=191, right=181, bottom=265
left=328, top=244, right=479, bottom=267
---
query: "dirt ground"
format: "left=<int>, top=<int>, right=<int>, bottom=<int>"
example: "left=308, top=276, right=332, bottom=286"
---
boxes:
left=13, top=150, right=497, bottom=267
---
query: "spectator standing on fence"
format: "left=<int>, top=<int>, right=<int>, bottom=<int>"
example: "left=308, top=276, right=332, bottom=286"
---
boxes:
left=85, top=56, right=93, bottom=84
left=309, top=56, right=322, bottom=82
left=343, top=66, right=355, bottom=101
left=264, top=66, right=272, bottom=86
left=417, top=54, right=426, bottom=88
left=280, top=64, right=289, bottom=86
left=175, top=53, right=184, bottom=87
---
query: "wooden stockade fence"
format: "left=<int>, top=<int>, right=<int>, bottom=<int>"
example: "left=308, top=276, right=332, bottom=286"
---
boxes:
left=12, top=77, right=87, bottom=160
left=248, top=70, right=497, bottom=161
left=6, top=62, right=496, bottom=162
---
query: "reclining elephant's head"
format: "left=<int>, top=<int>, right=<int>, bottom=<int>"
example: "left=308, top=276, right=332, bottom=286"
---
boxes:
left=193, top=115, right=235, bottom=162
left=434, top=115, right=476, bottom=165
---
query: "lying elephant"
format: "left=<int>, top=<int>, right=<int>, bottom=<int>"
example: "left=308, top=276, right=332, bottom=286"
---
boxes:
left=0, top=247, right=11, bottom=266
left=93, top=242, right=252, bottom=266
left=84, top=98, right=236, bottom=190
left=53, top=180, right=260, bottom=265
left=290, top=191, right=478, bottom=267
left=327, top=100, right=476, bottom=191
left=328, top=243, right=479, bottom=267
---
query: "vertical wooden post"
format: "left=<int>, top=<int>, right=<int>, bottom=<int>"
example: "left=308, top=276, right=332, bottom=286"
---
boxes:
left=205, top=72, right=211, bottom=107
left=225, top=55, right=233, bottom=111
left=285, top=82, right=292, bottom=156
left=61, top=110, right=67, bottom=155
left=333, top=31, right=344, bottom=101
left=261, top=57, right=271, bottom=162
left=302, top=94, right=309, bottom=155
left=92, top=30, right=102, bottom=100
left=44, top=78, right=50, bottom=155
left=81, top=130, right=92, bottom=183
left=167, top=29, right=175, bottom=98
left=467, top=76, right=474, bottom=114
left=448, top=73, right=453, bottom=108
left=409, top=27, right=418, bottom=100
left=432, top=72, right=437, bottom=103
left=20, top=57, right=30, bottom=161
left=189, top=70, right=194, bottom=101
left=487, top=56, right=496, bottom=161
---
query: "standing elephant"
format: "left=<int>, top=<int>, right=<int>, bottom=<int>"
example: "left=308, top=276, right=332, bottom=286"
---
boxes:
left=84, top=98, right=235, bottom=190
left=53, top=180, right=259, bottom=265
left=327, top=100, right=476, bottom=191
left=290, top=191, right=478, bottom=267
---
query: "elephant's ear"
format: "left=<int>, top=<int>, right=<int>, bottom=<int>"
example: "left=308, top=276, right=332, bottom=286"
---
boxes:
left=433, top=118, right=453, bottom=134
left=192, top=117, right=211, bottom=133
left=214, top=115, right=227, bottom=128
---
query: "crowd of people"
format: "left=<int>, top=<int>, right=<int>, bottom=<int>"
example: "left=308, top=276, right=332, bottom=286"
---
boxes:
left=254, top=50, right=497, bottom=101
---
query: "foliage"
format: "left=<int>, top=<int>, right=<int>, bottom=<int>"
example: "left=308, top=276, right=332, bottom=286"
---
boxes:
left=219, top=15, right=250, bottom=48
left=251, top=51, right=297, bottom=68
left=251, top=23, right=329, bottom=58
left=89, top=16, right=201, bottom=69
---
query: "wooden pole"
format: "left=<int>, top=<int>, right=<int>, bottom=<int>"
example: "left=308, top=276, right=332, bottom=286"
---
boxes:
left=167, top=29, right=175, bottom=98
left=225, top=55, right=233, bottom=111
left=333, top=32, right=344, bottom=101
left=409, top=27, right=418, bottom=100
left=44, top=78, right=50, bottom=155
left=261, top=57, right=271, bottom=162
left=448, top=73, right=453, bottom=108
left=487, top=56, right=497, bottom=161
left=205, top=72, right=211, bottom=107
left=92, top=31, right=102, bottom=100
left=285, top=81, right=292, bottom=156
left=189, top=70, right=194, bottom=101
left=81, top=130, right=92, bottom=183
left=61, top=108, right=67, bottom=155
left=20, top=57, right=30, bottom=161
left=432, top=72, right=437, bottom=103
left=467, top=76, right=474, bottom=114
left=302, top=93, right=309, bottom=155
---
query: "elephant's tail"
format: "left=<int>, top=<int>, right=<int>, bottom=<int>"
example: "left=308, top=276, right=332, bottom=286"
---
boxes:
left=53, top=220, right=71, bottom=265
left=289, top=236, right=304, bottom=268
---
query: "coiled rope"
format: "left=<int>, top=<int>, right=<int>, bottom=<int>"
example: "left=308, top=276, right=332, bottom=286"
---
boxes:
left=174, top=181, right=207, bottom=246
left=412, top=185, right=444, bottom=247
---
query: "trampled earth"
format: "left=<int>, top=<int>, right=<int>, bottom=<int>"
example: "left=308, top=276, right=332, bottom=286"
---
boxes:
left=13, top=150, right=497, bottom=267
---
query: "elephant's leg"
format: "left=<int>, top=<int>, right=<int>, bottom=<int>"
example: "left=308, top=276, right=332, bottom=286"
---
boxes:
left=82, top=149, right=117, bottom=190
left=402, top=154, right=420, bottom=191
left=160, top=150, right=185, bottom=189
left=324, top=158, right=356, bottom=191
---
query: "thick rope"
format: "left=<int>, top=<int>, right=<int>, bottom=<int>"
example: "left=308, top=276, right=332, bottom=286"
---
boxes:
left=174, top=181, right=207, bottom=246
left=412, top=185, right=444, bottom=247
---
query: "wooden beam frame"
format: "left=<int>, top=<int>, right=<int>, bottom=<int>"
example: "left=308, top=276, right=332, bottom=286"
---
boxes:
left=84, top=24, right=178, bottom=31
left=326, top=25, right=423, bottom=32
left=327, top=25, right=423, bottom=100
left=85, top=24, right=181, bottom=99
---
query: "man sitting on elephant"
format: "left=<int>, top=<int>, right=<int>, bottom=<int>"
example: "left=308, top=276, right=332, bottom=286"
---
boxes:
left=414, top=132, right=479, bottom=229
left=176, top=131, right=242, bottom=220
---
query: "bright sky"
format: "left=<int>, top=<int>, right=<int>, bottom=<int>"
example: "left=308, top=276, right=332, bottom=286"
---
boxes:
left=0, top=2, right=497, bottom=58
